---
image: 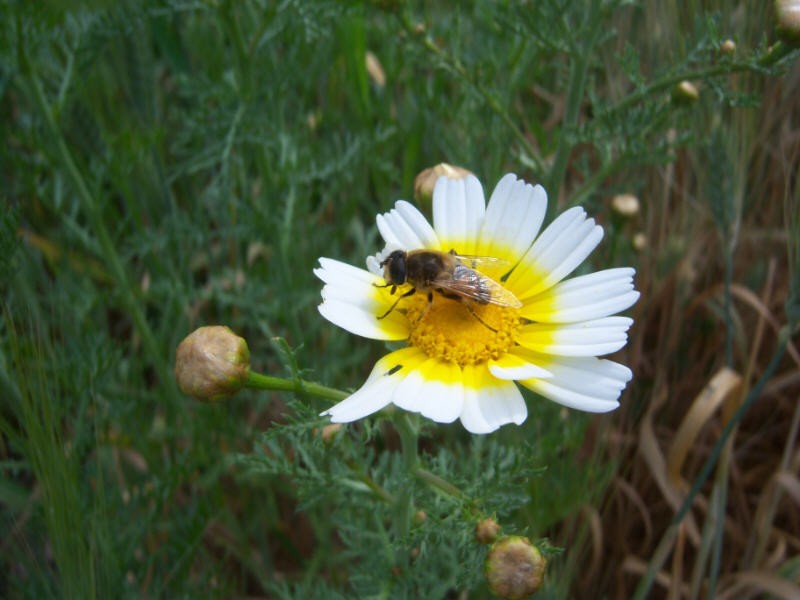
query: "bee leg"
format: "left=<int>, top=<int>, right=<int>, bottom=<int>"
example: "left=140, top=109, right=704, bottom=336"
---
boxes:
left=377, top=287, right=416, bottom=320
left=464, top=302, right=498, bottom=332
left=415, top=291, right=435, bottom=322
left=434, top=290, right=498, bottom=332
left=373, top=283, right=397, bottom=294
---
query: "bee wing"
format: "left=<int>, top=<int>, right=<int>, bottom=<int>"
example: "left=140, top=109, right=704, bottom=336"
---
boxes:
left=452, top=254, right=512, bottom=270
left=434, top=264, right=522, bottom=308
left=451, top=253, right=514, bottom=282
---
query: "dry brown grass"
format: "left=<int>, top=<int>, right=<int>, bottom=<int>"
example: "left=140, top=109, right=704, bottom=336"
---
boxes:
left=562, top=62, right=800, bottom=599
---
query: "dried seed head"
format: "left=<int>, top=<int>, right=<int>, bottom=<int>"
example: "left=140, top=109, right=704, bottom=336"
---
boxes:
left=720, top=39, right=736, bottom=55
left=611, top=193, right=640, bottom=217
left=175, top=326, right=250, bottom=401
left=365, top=51, right=386, bottom=88
left=776, top=1, right=800, bottom=43
left=414, top=163, right=473, bottom=202
left=485, top=536, right=546, bottom=599
left=320, top=423, right=343, bottom=443
left=475, top=518, right=501, bottom=545
left=673, top=80, right=699, bottom=104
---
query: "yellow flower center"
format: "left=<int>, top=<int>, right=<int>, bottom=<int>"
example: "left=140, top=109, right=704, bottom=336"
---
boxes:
left=404, top=293, right=521, bottom=367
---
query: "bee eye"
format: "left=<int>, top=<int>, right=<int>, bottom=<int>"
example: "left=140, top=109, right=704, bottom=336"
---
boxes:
left=389, top=258, right=406, bottom=284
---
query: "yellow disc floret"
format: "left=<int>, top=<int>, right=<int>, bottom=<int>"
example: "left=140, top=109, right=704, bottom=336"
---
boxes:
left=405, top=294, right=521, bottom=367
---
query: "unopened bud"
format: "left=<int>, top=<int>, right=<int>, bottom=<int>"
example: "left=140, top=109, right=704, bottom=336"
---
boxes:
left=776, top=1, right=800, bottom=43
left=365, top=51, right=386, bottom=88
left=485, top=536, right=546, bottom=599
left=320, top=423, right=343, bottom=443
left=673, top=81, right=699, bottom=104
left=633, top=232, right=647, bottom=252
left=720, top=39, right=736, bottom=55
left=175, top=326, right=250, bottom=401
left=475, top=518, right=501, bottom=544
left=414, top=163, right=473, bottom=202
left=611, top=193, right=640, bottom=218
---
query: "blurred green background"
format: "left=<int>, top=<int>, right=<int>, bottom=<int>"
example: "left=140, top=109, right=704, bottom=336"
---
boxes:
left=2, top=1, right=798, bottom=598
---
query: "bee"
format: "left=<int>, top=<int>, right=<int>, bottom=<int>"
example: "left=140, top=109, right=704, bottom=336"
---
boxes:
left=375, top=249, right=522, bottom=330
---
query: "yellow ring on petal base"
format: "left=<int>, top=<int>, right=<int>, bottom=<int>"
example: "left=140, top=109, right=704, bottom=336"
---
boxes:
left=405, top=294, right=522, bottom=368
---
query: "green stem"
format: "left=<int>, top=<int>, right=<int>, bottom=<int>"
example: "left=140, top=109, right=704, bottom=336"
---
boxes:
left=604, top=43, right=794, bottom=120
left=412, top=466, right=467, bottom=501
left=392, top=413, right=419, bottom=559
left=355, top=471, right=396, bottom=505
left=245, top=371, right=348, bottom=402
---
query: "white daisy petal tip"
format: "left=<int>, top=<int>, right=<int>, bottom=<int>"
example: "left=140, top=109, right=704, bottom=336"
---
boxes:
left=488, top=361, right=552, bottom=381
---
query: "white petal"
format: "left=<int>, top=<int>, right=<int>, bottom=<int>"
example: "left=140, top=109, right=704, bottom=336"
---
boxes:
left=516, top=317, right=635, bottom=357
left=323, top=369, right=396, bottom=422
left=432, top=175, right=486, bottom=253
left=522, top=268, right=640, bottom=323
left=478, top=174, right=547, bottom=261
left=520, top=355, right=632, bottom=412
left=366, top=254, right=383, bottom=276
left=418, top=377, right=464, bottom=423
left=315, top=257, right=410, bottom=339
left=322, top=348, right=426, bottom=422
left=392, top=358, right=464, bottom=423
left=507, top=207, right=604, bottom=300
left=459, top=392, right=495, bottom=433
left=315, top=257, right=381, bottom=287
left=318, top=300, right=407, bottom=340
left=376, top=200, right=439, bottom=250
left=392, top=368, right=427, bottom=412
left=481, top=382, right=528, bottom=428
left=488, top=352, right=552, bottom=380
left=459, top=365, right=528, bottom=433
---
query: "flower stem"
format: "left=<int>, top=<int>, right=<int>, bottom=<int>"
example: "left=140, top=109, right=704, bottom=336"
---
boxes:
left=412, top=466, right=467, bottom=502
left=244, top=371, right=348, bottom=402
left=392, top=413, right=419, bottom=564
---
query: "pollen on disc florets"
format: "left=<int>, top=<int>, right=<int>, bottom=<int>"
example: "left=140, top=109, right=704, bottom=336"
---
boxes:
left=404, top=293, right=521, bottom=367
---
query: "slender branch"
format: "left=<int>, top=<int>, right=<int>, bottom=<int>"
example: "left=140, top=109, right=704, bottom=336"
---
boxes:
left=354, top=471, right=396, bottom=505
left=603, top=42, right=795, bottom=120
left=245, top=371, right=348, bottom=402
left=391, top=413, right=419, bottom=569
left=412, top=466, right=467, bottom=501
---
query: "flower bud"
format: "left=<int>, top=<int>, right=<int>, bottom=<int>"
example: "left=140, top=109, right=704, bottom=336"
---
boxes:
left=414, top=163, right=473, bottom=202
left=175, top=326, right=250, bottom=401
left=485, top=536, right=546, bottom=599
left=475, top=518, right=501, bottom=544
left=611, top=193, right=640, bottom=218
left=365, top=51, right=386, bottom=88
left=720, top=39, right=736, bottom=55
left=672, top=80, right=699, bottom=104
left=320, top=423, right=343, bottom=443
left=633, top=232, right=647, bottom=252
left=776, top=1, right=800, bottom=43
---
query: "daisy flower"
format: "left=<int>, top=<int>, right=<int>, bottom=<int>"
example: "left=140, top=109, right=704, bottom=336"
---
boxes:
left=314, top=173, right=639, bottom=434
